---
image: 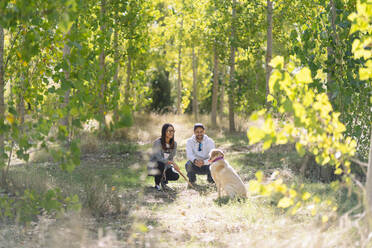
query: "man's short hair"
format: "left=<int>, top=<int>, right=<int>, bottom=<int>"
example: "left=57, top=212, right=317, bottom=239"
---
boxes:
left=194, top=123, right=205, bottom=131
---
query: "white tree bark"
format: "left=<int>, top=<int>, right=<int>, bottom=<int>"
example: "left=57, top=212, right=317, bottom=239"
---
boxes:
left=265, top=0, right=273, bottom=105
left=211, top=43, right=219, bottom=128
left=0, top=25, right=5, bottom=182
left=228, top=0, right=237, bottom=132
left=192, top=46, right=199, bottom=121
left=365, top=129, right=372, bottom=214
left=99, top=0, right=107, bottom=131
left=177, top=19, right=183, bottom=115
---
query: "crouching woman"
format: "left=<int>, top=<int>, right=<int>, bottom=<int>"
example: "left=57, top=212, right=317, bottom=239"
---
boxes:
left=148, top=123, right=180, bottom=191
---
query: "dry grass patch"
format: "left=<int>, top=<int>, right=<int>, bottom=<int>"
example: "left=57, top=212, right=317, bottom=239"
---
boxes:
left=128, top=180, right=366, bottom=248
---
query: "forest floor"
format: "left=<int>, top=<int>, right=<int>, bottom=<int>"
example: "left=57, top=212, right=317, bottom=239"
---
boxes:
left=0, top=114, right=368, bottom=248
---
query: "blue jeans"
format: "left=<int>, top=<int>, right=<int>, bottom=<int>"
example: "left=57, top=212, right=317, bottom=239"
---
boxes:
left=185, top=160, right=214, bottom=183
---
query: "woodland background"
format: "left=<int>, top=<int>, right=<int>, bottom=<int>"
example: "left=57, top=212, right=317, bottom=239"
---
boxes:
left=0, top=0, right=371, bottom=247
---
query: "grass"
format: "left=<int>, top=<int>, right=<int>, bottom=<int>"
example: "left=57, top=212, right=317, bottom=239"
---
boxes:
left=0, top=113, right=370, bottom=247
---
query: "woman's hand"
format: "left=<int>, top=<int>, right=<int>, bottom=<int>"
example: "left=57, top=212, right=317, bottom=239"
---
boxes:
left=168, top=161, right=180, bottom=172
left=172, top=163, right=180, bottom=172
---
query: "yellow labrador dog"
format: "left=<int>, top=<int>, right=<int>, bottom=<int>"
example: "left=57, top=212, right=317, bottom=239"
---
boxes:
left=209, top=149, right=247, bottom=198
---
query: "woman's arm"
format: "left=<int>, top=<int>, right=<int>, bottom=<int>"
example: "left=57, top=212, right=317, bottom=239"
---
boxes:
left=152, top=139, right=168, bottom=164
left=168, top=142, right=177, bottom=162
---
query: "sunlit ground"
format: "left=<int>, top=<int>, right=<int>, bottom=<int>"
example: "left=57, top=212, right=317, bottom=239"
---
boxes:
left=0, top=114, right=369, bottom=248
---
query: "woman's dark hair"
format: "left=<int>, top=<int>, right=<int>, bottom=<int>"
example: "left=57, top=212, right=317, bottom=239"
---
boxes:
left=161, top=123, right=175, bottom=150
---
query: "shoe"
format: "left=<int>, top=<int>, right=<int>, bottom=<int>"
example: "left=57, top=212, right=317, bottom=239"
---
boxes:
left=161, top=180, right=172, bottom=191
left=187, top=181, right=197, bottom=189
left=155, top=185, right=161, bottom=191
left=207, top=176, right=215, bottom=184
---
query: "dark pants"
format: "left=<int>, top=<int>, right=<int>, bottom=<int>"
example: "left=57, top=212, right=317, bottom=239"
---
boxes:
left=154, top=162, right=179, bottom=185
left=185, top=160, right=214, bottom=183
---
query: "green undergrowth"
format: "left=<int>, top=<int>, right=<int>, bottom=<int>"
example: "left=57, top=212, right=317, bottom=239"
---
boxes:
left=0, top=127, right=367, bottom=247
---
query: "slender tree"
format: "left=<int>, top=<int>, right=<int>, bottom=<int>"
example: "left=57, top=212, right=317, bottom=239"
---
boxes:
left=99, top=0, right=107, bottom=131
left=192, top=46, right=199, bottom=121
left=61, top=32, right=71, bottom=130
left=125, top=52, right=131, bottom=105
left=113, top=7, right=121, bottom=123
left=0, top=25, right=4, bottom=184
left=211, top=42, right=219, bottom=128
left=366, top=130, right=372, bottom=215
left=228, top=0, right=237, bottom=132
left=265, top=0, right=273, bottom=104
left=177, top=18, right=183, bottom=114
left=219, top=65, right=226, bottom=123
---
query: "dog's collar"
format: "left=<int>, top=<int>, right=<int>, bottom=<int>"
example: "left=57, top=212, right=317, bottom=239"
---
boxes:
left=211, top=156, right=224, bottom=163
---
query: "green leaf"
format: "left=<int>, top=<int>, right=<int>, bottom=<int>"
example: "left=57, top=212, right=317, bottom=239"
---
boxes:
left=269, top=56, right=284, bottom=69
left=334, top=168, right=343, bottom=175
left=295, top=143, right=306, bottom=157
left=262, top=139, right=272, bottom=150
left=277, top=197, right=293, bottom=208
left=302, top=192, right=311, bottom=201
left=249, top=180, right=261, bottom=194
left=255, top=171, right=264, bottom=182
left=295, top=67, right=312, bottom=84
left=247, top=126, right=266, bottom=144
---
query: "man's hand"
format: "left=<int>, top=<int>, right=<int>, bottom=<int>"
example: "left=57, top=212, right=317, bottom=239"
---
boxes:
left=194, top=159, right=204, bottom=167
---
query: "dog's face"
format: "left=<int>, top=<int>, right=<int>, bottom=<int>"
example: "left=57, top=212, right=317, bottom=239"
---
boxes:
left=209, top=149, right=224, bottom=162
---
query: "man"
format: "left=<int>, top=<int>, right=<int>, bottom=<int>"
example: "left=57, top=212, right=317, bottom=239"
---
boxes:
left=185, top=123, right=215, bottom=184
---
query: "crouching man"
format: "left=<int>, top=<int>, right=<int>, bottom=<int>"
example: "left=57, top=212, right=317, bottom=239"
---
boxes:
left=185, top=123, right=215, bottom=185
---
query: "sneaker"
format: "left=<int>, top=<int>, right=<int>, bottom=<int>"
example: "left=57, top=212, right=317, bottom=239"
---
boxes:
left=155, top=185, right=161, bottom=191
left=161, top=181, right=172, bottom=191
left=187, top=181, right=197, bottom=189
left=207, top=176, right=215, bottom=184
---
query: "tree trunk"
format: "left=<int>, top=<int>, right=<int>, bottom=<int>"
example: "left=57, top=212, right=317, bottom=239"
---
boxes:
left=62, top=39, right=71, bottom=130
left=211, top=43, right=219, bottom=128
left=0, top=26, right=5, bottom=184
left=365, top=129, right=372, bottom=215
left=125, top=53, right=131, bottom=105
left=219, top=68, right=225, bottom=123
left=228, top=0, right=237, bottom=132
left=99, top=0, right=107, bottom=131
left=177, top=19, right=183, bottom=115
left=327, top=0, right=338, bottom=101
left=255, top=58, right=261, bottom=94
left=192, top=46, right=199, bottom=121
left=321, top=0, right=339, bottom=181
left=327, top=0, right=335, bottom=93
left=17, top=75, right=26, bottom=128
left=265, top=0, right=273, bottom=105
left=113, top=8, right=121, bottom=124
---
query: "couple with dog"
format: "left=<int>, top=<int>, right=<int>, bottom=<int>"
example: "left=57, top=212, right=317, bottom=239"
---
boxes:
left=148, top=123, right=215, bottom=191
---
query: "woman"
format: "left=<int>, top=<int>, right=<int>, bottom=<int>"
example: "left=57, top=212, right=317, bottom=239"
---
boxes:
left=148, top=123, right=180, bottom=191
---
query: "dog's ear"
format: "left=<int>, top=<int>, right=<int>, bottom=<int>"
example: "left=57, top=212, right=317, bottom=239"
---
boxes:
left=209, top=149, right=218, bottom=159
left=218, top=149, right=224, bottom=157
left=210, top=150, right=216, bottom=158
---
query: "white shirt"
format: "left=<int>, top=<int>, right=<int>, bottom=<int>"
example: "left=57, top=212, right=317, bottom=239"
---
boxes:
left=164, top=144, right=170, bottom=159
left=186, top=134, right=215, bottom=165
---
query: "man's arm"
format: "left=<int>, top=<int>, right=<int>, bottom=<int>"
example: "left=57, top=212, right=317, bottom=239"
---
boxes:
left=203, top=138, right=215, bottom=165
left=186, top=139, right=196, bottom=162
